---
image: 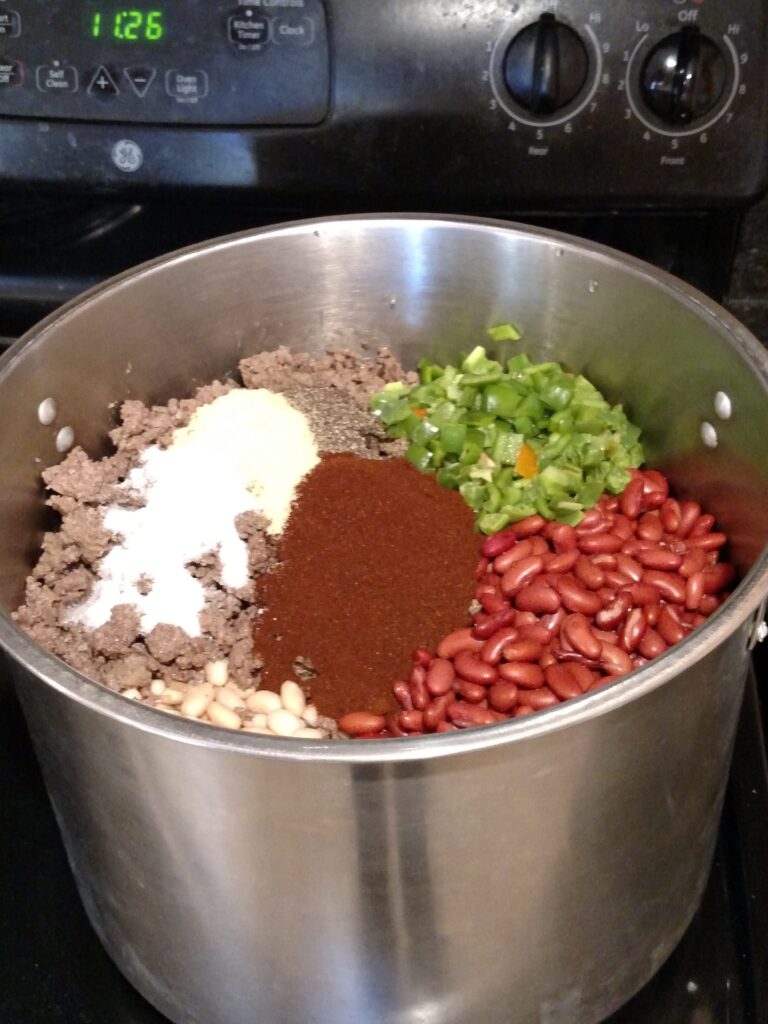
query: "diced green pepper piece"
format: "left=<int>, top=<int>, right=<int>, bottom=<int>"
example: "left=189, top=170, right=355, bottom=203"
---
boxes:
left=439, top=422, right=467, bottom=454
left=487, top=322, right=522, bottom=343
left=405, top=443, right=432, bottom=472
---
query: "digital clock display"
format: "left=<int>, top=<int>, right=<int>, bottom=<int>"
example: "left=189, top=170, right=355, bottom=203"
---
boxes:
left=89, top=9, right=165, bottom=42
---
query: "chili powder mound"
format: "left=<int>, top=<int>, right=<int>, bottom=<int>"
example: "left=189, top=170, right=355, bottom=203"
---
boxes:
left=253, top=454, right=480, bottom=719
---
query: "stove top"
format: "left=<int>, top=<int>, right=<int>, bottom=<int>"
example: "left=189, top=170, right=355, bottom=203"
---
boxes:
left=2, top=656, right=768, bottom=1024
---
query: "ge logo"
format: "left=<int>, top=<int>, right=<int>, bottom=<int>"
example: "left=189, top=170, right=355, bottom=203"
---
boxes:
left=111, top=139, right=143, bottom=173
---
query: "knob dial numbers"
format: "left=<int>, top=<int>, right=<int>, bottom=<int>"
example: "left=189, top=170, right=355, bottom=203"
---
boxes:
left=489, top=19, right=604, bottom=128
left=625, top=32, right=741, bottom=137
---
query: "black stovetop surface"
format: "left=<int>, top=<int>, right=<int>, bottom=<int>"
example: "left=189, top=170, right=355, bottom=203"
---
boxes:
left=2, top=657, right=768, bottom=1024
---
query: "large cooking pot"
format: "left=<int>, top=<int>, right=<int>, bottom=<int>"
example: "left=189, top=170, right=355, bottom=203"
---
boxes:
left=2, top=216, right=768, bottom=1024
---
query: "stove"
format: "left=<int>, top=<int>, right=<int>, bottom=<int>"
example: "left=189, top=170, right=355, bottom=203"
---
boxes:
left=2, top=2, right=768, bottom=1021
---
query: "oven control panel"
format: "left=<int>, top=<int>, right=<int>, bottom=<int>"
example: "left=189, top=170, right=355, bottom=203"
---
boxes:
left=0, top=0, right=765, bottom=202
left=0, top=0, right=329, bottom=125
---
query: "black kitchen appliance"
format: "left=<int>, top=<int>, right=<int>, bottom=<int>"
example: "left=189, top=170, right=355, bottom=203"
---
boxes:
left=2, top=2, right=768, bottom=1021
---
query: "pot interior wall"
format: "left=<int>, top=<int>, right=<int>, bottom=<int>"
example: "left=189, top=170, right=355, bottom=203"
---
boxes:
left=2, top=218, right=768, bottom=613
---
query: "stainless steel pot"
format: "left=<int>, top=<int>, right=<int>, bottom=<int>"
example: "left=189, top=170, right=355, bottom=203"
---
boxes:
left=2, top=216, right=768, bottom=1024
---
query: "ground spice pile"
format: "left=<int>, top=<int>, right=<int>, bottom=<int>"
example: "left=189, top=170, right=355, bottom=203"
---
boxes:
left=253, top=454, right=480, bottom=719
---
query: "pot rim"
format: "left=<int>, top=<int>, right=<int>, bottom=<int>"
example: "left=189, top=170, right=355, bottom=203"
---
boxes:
left=2, top=212, right=767, bottom=763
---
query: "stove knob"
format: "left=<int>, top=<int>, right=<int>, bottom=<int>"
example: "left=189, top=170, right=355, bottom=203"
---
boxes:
left=503, top=13, right=589, bottom=116
left=640, top=27, right=727, bottom=125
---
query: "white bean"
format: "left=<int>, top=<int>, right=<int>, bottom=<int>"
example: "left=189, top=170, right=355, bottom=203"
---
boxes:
left=293, top=728, right=327, bottom=739
left=207, top=703, right=242, bottom=730
left=303, top=704, right=318, bottom=726
left=150, top=679, right=166, bottom=696
left=267, top=708, right=302, bottom=737
left=204, top=659, right=229, bottom=687
left=215, top=688, right=244, bottom=711
left=280, top=680, right=306, bottom=718
left=248, top=713, right=268, bottom=728
left=123, top=688, right=141, bottom=700
left=246, top=690, right=282, bottom=715
left=181, top=683, right=214, bottom=719
left=161, top=690, right=184, bottom=706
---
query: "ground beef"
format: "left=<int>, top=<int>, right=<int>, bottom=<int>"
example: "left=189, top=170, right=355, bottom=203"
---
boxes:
left=13, top=346, right=410, bottom=708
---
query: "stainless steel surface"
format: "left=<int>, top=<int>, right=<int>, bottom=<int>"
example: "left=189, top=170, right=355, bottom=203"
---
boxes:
left=2, top=215, right=768, bottom=1024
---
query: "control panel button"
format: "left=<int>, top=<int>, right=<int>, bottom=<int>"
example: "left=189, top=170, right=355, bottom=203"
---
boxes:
left=272, top=16, right=314, bottom=47
left=504, top=13, right=588, bottom=116
left=36, top=63, right=78, bottom=94
left=0, top=58, right=22, bottom=87
left=165, top=69, right=209, bottom=103
left=228, top=13, right=269, bottom=49
left=640, top=27, right=727, bottom=125
left=0, top=10, right=20, bottom=39
left=125, top=66, right=156, bottom=98
left=87, top=65, right=120, bottom=98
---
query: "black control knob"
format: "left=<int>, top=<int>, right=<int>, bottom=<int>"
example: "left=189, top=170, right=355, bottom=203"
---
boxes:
left=640, top=27, right=727, bottom=125
left=503, top=14, right=589, bottom=116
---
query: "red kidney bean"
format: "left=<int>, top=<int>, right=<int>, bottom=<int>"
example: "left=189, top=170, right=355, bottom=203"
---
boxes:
left=562, top=613, right=602, bottom=660
left=685, top=571, right=705, bottom=611
left=600, top=643, right=634, bottom=676
left=638, top=628, right=667, bottom=659
left=544, top=549, right=580, bottom=574
left=498, top=661, right=545, bottom=689
left=591, top=553, right=618, bottom=569
left=517, top=686, right=559, bottom=709
left=478, top=589, right=509, bottom=614
left=555, top=576, right=603, bottom=615
left=409, top=675, right=429, bottom=711
left=545, top=663, right=582, bottom=700
left=595, top=592, right=632, bottom=630
left=620, top=607, right=647, bottom=654
left=552, top=523, right=578, bottom=552
left=677, top=501, right=701, bottom=539
left=701, top=562, right=735, bottom=594
left=481, top=526, right=518, bottom=559
left=575, top=508, right=606, bottom=534
left=502, top=639, right=544, bottom=662
left=514, top=705, right=535, bottom=717
left=425, top=658, right=455, bottom=697
left=687, top=532, right=727, bottom=551
left=475, top=557, right=489, bottom=580
left=579, top=532, right=625, bottom=555
left=644, top=603, right=660, bottom=627
left=603, top=570, right=633, bottom=590
left=590, top=672, right=624, bottom=690
left=636, top=512, right=664, bottom=542
left=516, top=623, right=552, bottom=645
left=636, top=547, right=682, bottom=571
left=592, top=627, right=618, bottom=644
left=399, top=710, right=424, bottom=732
left=340, top=712, right=387, bottom=736
left=472, top=606, right=516, bottom=640
left=622, top=582, right=661, bottom=605
left=620, top=476, right=644, bottom=519
left=642, top=570, right=687, bottom=604
left=423, top=693, right=453, bottom=731
left=567, top=662, right=597, bottom=692
left=660, top=498, right=682, bottom=533
left=501, top=555, right=545, bottom=596
left=457, top=679, right=486, bottom=703
left=454, top=650, right=497, bottom=685
left=699, top=594, right=720, bottom=615
left=393, top=680, right=414, bottom=710
left=620, top=538, right=644, bottom=557
left=615, top=554, right=643, bottom=582
left=601, top=494, right=621, bottom=513
left=515, top=582, right=561, bottom=614
left=574, top=555, right=605, bottom=590
left=539, top=608, right=567, bottom=636
left=481, top=626, right=521, bottom=665
left=529, top=536, right=550, bottom=555
left=642, top=469, right=669, bottom=500
left=657, top=606, right=686, bottom=646
left=412, top=648, right=433, bottom=668
left=611, top=515, right=635, bottom=541
left=539, top=650, right=557, bottom=669
left=488, top=681, right=519, bottom=713
left=690, top=513, right=715, bottom=537
left=447, top=703, right=496, bottom=727
left=386, top=712, right=408, bottom=737
left=679, top=548, right=707, bottom=578
left=514, top=515, right=547, bottom=538
left=437, top=628, right=484, bottom=659
left=436, top=721, right=458, bottom=733
left=493, top=539, right=534, bottom=574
